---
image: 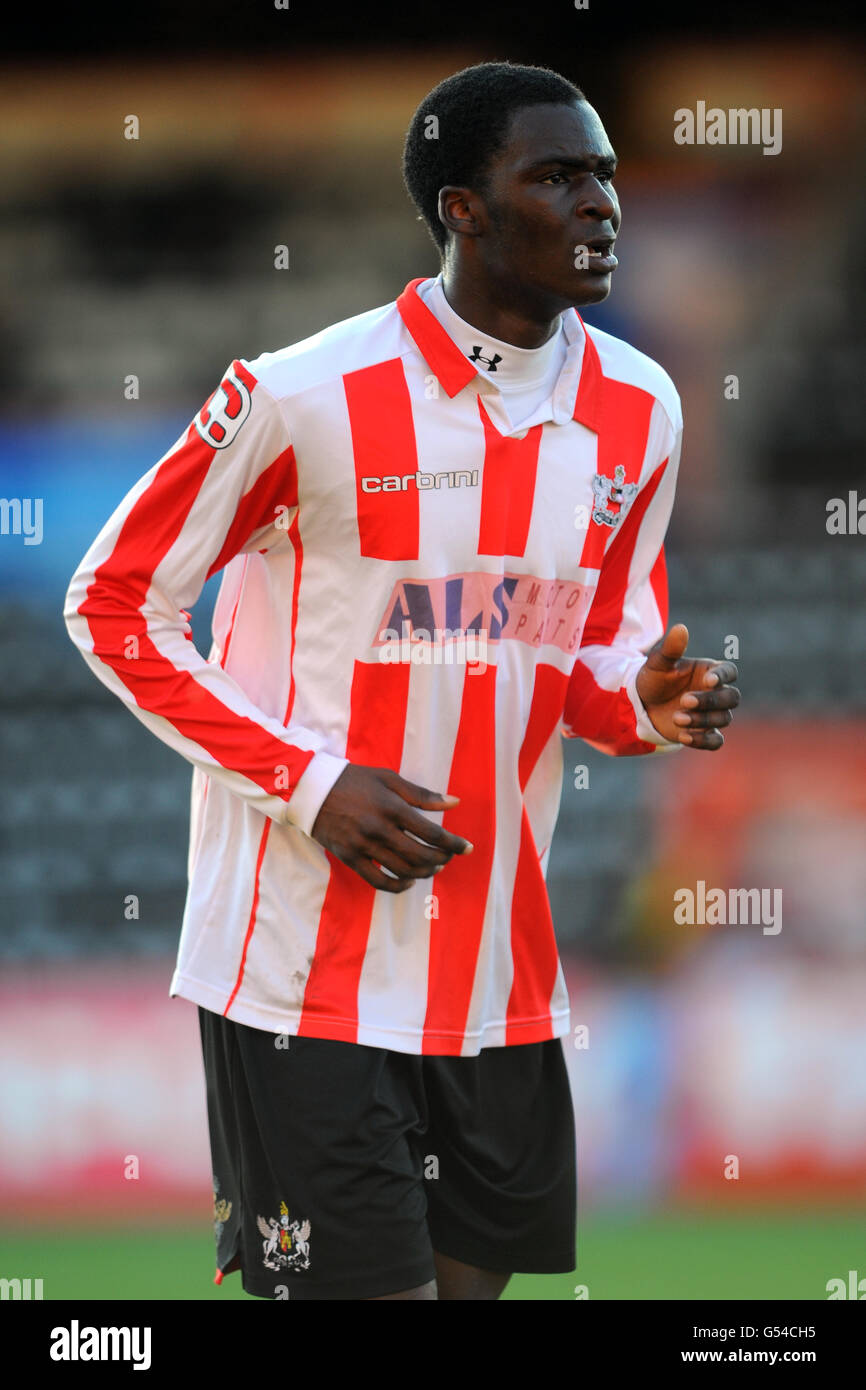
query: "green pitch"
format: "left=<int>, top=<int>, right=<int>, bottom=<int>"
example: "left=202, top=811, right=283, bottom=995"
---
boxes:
left=3, top=1207, right=860, bottom=1300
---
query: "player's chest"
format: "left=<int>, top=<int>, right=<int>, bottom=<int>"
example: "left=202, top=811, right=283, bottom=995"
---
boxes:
left=291, top=388, right=636, bottom=581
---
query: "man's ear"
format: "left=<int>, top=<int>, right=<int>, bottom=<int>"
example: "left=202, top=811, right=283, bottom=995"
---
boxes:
left=438, top=185, right=485, bottom=240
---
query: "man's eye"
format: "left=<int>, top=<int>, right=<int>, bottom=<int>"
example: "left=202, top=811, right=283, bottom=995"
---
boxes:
left=541, top=171, right=567, bottom=184
left=596, top=171, right=615, bottom=184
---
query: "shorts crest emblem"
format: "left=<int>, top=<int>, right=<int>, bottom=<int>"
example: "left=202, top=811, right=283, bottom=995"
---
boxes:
left=212, top=1175, right=232, bottom=1239
left=257, top=1201, right=311, bottom=1272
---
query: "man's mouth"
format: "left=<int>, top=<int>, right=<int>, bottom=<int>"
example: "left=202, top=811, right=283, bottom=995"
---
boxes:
left=579, top=239, right=618, bottom=273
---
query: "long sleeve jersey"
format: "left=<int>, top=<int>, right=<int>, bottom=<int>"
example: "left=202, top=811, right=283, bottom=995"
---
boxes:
left=64, top=276, right=683, bottom=1056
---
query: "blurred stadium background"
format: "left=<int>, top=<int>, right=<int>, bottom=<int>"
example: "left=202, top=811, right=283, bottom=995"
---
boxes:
left=1, top=3, right=865, bottom=1300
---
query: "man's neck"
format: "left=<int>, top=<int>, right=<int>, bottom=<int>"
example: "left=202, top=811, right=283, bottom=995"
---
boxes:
left=441, top=261, right=564, bottom=350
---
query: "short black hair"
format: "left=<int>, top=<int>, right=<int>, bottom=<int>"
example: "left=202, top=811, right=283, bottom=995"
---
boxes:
left=402, top=61, right=585, bottom=256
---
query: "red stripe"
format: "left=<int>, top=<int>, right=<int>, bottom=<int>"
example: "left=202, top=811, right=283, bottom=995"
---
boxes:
left=581, top=459, right=668, bottom=647
left=395, top=279, right=479, bottom=398
left=562, top=660, right=655, bottom=755
left=282, top=510, right=304, bottom=723
left=572, top=319, right=604, bottom=432
left=578, top=376, right=655, bottom=571
left=78, top=402, right=315, bottom=806
left=505, top=664, right=570, bottom=1040
left=297, top=660, right=411, bottom=1041
left=345, top=358, right=420, bottom=560
left=476, top=397, right=543, bottom=557
left=422, top=664, right=498, bottom=1054
left=206, top=444, right=298, bottom=580
left=223, top=819, right=272, bottom=1016
left=505, top=811, right=558, bottom=1042
left=517, top=663, right=569, bottom=793
left=649, top=542, right=669, bottom=630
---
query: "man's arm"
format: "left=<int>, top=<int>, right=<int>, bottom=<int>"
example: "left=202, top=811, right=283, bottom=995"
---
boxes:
left=562, top=404, right=739, bottom=754
left=63, top=361, right=349, bottom=835
left=64, top=359, right=472, bottom=889
left=562, top=400, right=685, bottom=756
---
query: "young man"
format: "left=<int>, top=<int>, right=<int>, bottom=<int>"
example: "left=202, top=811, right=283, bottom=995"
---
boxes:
left=64, top=61, right=739, bottom=1300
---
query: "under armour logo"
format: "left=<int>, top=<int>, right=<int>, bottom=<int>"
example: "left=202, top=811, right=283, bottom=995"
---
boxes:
left=468, top=346, right=503, bottom=372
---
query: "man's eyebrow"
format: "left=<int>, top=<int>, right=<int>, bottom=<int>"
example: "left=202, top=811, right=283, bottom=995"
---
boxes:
left=525, top=151, right=618, bottom=171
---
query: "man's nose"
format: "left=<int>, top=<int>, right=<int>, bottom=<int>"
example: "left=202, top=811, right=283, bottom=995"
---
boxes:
left=576, top=179, right=617, bottom=222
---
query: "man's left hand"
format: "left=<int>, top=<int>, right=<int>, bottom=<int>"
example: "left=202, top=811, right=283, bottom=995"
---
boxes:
left=635, top=623, right=740, bottom=750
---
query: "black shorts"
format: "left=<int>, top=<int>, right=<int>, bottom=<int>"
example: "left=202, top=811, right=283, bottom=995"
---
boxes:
left=199, top=1007, right=577, bottom=1301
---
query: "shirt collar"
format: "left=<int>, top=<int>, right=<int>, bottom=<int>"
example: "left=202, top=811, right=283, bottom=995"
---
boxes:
left=396, top=276, right=603, bottom=431
left=419, top=275, right=564, bottom=391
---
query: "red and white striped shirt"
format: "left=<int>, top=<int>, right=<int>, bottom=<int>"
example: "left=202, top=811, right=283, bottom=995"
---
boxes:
left=64, top=276, right=682, bottom=1055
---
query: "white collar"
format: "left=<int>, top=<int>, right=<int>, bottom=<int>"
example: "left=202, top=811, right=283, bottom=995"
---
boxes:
left=419, top=274, right=566, bottom=391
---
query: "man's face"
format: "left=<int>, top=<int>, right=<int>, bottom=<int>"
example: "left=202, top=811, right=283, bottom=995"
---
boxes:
left=477, top=100, right=621, bottom=309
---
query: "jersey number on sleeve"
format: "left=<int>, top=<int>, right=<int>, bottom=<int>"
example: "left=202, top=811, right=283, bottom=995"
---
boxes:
left=194, top=365, right=252, bottom=450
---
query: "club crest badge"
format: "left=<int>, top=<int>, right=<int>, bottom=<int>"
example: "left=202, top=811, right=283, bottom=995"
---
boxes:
left=591, top=464, right=638, bottom=528
left=257, top=1201, right=311, bottom=1272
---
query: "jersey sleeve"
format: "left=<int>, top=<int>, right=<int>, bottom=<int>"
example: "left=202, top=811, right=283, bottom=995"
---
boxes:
left=63, top=360, right=349, bottom=835
left=562, top=397, right=684, bottom=757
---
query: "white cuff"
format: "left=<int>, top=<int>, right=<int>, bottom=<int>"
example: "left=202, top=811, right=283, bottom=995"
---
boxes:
left=625, top=672, right=683, bottom=753
left=283, top=750, right=351, bottom=836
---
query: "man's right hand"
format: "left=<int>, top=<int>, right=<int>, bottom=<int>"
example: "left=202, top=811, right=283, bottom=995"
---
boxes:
left=309, top=765, right=473, bottom=893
